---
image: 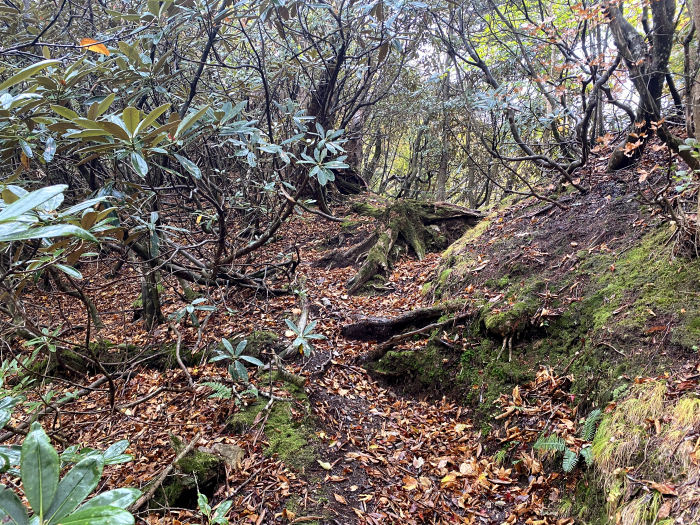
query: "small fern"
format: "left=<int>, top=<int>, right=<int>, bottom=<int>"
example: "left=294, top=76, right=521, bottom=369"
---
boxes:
left=579, top=447, right=593, bottom=467
left=533, top=435, right=567, bottom=452
left=563, top=448, right=579, bottom=472
left=201, top=381, right=232, bottom=399
left=581, top=408, right=602, bottom=441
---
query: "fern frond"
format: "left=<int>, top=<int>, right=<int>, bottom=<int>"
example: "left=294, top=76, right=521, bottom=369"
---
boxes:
left=581, top=409, right=602, bottom=441
left=580, top=447, right=593, bottom=467
left=563, top=448, right=579, bottom=472
left=533, top=435, right=566, bottom=452
left=201, top=381, right=232, bottom=399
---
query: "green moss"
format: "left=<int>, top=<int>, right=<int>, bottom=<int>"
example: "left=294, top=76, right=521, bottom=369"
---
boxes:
left=438, top=269, right=452, bottom=284
left=351, top=202, right=384, bottom=219
left=227, top=378, right=315, bottom=470
left=152, top=436, right=222, bottom=511
left=176, top=449, right=221, bottom=477
left=340, top=220, right=362, bottom=232
left=484, top=300, right=538, bottom=336
left=576, top=226, right=700, bottom=349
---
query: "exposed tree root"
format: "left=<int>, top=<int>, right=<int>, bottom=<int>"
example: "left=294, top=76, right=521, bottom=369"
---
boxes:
left=341, top=301, right=467, bottom=342
left=357, top=311, right=473, bottom=364
left=315, top=199, right=482, bottom=294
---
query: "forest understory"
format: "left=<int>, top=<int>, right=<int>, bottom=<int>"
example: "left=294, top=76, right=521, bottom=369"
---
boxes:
left=2, top=135, right=700, bottom=525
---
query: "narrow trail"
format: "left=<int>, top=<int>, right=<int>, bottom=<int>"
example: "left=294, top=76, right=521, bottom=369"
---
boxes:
left=7, top=208, right=568, bottom=525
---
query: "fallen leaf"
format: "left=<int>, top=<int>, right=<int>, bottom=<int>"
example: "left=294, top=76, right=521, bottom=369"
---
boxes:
left=402, top=476, right=418, bottom=491
left=650, top=482, right=677, bottom=496
left=317, top=460, right=332, bottom=470
left=334, top=493, right=347, bottom=504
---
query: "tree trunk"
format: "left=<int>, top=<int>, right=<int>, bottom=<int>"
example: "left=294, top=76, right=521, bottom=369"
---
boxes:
left=606, top=0, right=700, bottom=171
left=318, top=199, right=483, bottom=294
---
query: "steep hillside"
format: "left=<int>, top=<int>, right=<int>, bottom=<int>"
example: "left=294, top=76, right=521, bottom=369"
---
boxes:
left=358, top=142, right=700, bottom=523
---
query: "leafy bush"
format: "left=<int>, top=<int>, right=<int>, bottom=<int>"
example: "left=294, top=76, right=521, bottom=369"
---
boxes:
left=0, top=423, right=140, bottom=525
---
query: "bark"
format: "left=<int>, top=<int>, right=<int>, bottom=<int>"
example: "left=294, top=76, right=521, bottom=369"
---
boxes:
left=341, top=301, right=468, bottom=342
left=328, top=200, right=483, bottom=294
left=362, top=130, right=383, bottom=185
left=435, top=74, right=450, bottom=202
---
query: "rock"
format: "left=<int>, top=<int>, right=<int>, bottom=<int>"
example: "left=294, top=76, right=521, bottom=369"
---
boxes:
left=208, top=443, right=244, bottom=471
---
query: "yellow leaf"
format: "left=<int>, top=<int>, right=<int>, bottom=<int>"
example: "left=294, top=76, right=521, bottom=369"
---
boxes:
left=80, top=38, right=110, bottom=56
left=402, top=476, right=418, bottom=491
left=317, top=460, right=332, bottom=470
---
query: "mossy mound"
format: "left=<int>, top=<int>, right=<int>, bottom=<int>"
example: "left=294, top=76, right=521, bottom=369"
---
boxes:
left=227, top=375, right=315, bottom=470
left=483, top=300, right=538, bottom=337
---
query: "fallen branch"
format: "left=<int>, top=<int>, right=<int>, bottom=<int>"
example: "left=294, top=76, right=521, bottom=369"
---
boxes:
left=118, top=386, right=194, bottom=410
left=169, top=323, right=194, bottom=388
left=596, top=341, right=626, bottom=357
left=129, top=431, right=202, bottom=512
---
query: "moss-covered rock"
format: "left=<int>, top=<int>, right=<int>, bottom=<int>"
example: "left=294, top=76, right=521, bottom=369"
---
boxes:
left=152, top=436, right=223, bottom=511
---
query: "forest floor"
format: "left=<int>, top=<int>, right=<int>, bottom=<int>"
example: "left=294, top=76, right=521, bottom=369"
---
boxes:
left=5, top=138, right=700, bottom=525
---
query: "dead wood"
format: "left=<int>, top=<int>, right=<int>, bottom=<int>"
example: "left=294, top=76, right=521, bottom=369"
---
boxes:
left=341, top=301, right=467, bottom=342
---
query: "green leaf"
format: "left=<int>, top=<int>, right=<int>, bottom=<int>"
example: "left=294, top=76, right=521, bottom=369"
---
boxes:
left=21, top=422, right=60, bottom=521
left=78, top=488, right=140, bottom=511
left=56, top=506, right=135, bottom=525
left=580, top=447, right=593, bottom=467
left=235, top=340, right=247, bottom=357
left=284, top=318, right=300, bottom=335
left=0, top=485, right=29, bottom=525
left=45, top=457, right=104, bottom=525
left=130, top=152, right=148, bottom=177
left=562, top=448, right=579, bottom=473
left=231, top=361, right=248, bottom=382
left=221, top=338, right=234, bottom=355
left=95, top=94, right=116, bottom=118
left=0, top=410, right=12, bottom=430
left=197, top=492, right=211, bottom=517
left=0, top=60, right=61, bottom=91
left=212, top=500, right=232, bottom=522
left=102, top=440, right=132, bottom=465
left=239, top=355, right=264, bottom=367
left=532, top=435, right=566, bottom=452
left=0, top=185, right=67, bottom=222
left=173, top=154, right=201, bottom=179
left=175, top=106, right=209, bottom=138
left=18, top=140, right=32, bottom=158
left=51, top=105, right=80, bottom=121
left=581, top=409, right=602, bottom=441
left=0, top=224, right=98, bottom=243
left=44, top=137, right=56, bottom=163
left=122, top=107, right=140, bottom=137
left=134, top=103, right=170, bottom=135
left=54, top=264, right=83, bottom=280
